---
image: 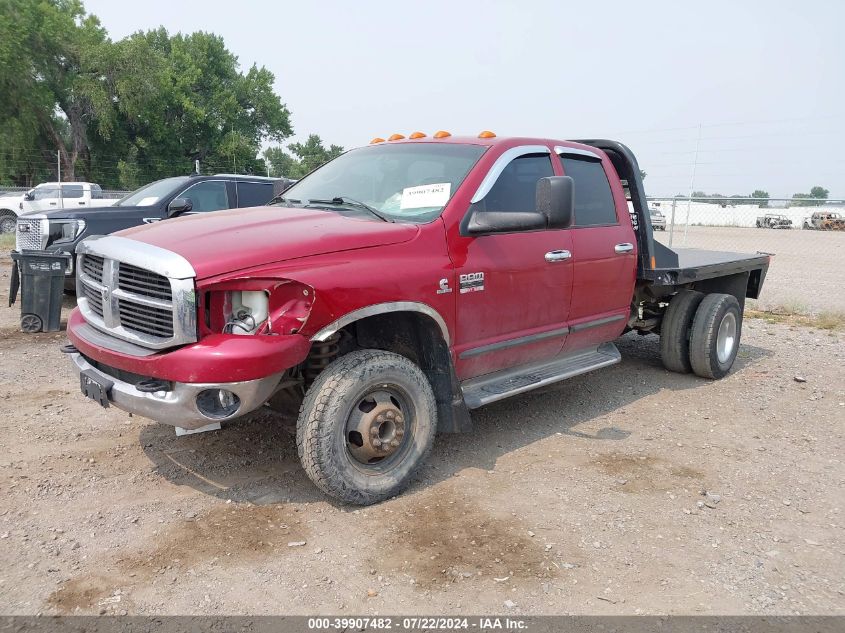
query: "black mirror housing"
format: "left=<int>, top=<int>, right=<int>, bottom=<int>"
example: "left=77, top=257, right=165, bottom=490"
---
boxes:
left=536, top=176, right=574, bottom=229
left=168, top=197, right=193, bottom=216
left=466, top=210, right=547, bottom=235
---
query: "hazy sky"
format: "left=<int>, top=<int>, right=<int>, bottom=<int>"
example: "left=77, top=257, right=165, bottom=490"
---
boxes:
left=84, top=0, right=844, bottom=198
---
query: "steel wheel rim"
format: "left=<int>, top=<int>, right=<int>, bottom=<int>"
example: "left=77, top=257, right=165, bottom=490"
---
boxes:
left=716, top=312, right=737, bottom=363
left=344, top=385, right=414, bottom=474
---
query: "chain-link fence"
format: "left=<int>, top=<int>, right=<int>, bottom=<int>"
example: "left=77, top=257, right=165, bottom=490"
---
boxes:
left=646, top=197, right=845, bottom=314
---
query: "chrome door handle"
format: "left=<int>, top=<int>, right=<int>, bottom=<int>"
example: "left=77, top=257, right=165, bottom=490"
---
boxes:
left=614, top=243, right=634, bottom=254
left=545, top=250, right=572, bottom=262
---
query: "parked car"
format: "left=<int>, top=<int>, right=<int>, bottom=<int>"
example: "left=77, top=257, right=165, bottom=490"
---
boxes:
left=15, top=174, right=286, bottom=291
left=18, top=182, right=114, bottom=215
left=0, top=191, right=25, bottom=233
left=802, top=211, right=845, bottom=230
left=64, top=135, right=770, bottom=505
left=649, top=207, right=666, bottom=230
left=755, top=213, right=792, bottom=229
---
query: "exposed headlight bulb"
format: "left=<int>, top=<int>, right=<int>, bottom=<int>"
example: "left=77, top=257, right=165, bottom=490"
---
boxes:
left=224, top=291, right=269, bottom=335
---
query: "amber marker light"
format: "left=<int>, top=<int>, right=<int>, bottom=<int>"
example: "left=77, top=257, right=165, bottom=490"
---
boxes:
left=433, top=130, right=451, bottom=138
left=409, top=132, right=426, bottom=139
left=478, top=130, right=496, bottom=138
left=388, top=133, right=405, bottom=141
left=370, top=137, right=385, bottom=144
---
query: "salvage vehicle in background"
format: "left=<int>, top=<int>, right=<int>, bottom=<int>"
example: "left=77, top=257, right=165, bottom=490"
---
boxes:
left=15, top=174, right=286, bottom=291
left=18, top=182, right=114, bottom=215
left=802, top=211, right=845, bottom=230
left=755, top=213, right=792, bottom=229
left=649, top=207, right=666, bottom=230
left=63, top=133, right=770, bottom=505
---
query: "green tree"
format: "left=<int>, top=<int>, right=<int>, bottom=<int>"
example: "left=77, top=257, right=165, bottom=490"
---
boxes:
left=264, top=135, right=344, bottom=179
left=791, top=186, right=828, bottom=207
left=810, top=186, right=829, bottom=201
left=0, top=0, right=112, bottom=182
left=0, top=1, right=292, bottom=187
left=751, top=190, right=769, bottom=208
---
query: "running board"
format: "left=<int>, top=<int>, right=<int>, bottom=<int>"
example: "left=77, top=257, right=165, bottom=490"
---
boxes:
left=461, top=342, right=621, bottom=409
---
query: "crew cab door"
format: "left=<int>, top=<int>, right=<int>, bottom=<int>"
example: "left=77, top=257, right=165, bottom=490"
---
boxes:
left=449, top=147, right=573, bottom=380
left=556, top=148, right=636, bottom=352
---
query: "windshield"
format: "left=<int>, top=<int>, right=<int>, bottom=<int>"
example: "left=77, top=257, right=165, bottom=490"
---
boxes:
left=279, top=143, right=487, bottom=222
left=115, top=177, right=190, bottom=207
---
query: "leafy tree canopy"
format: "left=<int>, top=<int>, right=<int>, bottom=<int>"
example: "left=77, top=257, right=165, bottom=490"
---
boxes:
left=0, top=0, right=307, bottom=189
left=264, top=135, right=344, bottom=180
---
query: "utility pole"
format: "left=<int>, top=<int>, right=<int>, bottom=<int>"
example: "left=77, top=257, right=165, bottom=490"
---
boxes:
left=683, top=123, right=702, bottom=246
left=195, top=159, right=200, bottom=175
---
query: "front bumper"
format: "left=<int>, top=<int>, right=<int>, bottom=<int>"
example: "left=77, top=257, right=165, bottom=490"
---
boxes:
left=68, top=351, right=283, bottom=429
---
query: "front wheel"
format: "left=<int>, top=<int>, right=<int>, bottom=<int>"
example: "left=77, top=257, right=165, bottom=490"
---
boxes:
left=0, top=211, right=16, bottom=234
left=689, top=293, right=742, bottom=379
left=296, top=349, right=437, bottom=505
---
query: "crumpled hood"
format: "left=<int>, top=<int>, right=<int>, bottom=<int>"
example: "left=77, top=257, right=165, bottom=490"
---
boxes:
left=117, top=205, right=419, bottom=279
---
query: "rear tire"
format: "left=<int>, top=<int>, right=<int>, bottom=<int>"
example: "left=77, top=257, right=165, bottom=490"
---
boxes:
left=296, top=349, right=437, bottom=505
left=689, top=293, right=742, bottom=379
left=660, top=290, right=704, bottom=373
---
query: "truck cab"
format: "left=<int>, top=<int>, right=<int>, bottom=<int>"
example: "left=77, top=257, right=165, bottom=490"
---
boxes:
left=63, top=133, right=769, bottom=505
left=19, top=182, right=112, bottom=214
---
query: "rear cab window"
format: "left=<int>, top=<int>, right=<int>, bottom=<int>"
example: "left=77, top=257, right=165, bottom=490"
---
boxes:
left=559, top=155, right=618, bottom=227
left=236, top=181, right=274, bottom=208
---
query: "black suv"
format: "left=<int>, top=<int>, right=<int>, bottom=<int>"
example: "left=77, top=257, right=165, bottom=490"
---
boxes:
left=15, top=174, right=290, bottom=290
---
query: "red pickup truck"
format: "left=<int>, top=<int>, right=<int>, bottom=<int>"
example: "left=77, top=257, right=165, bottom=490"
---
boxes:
left=63, top=134, right=769, bottom=504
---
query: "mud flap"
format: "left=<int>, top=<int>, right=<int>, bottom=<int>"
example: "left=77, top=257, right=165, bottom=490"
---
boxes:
left=8, top=257, right=19, bottom=307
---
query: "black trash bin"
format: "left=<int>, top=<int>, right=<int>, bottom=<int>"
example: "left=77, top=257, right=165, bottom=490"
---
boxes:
left=9, top=250, right=72, bottom=333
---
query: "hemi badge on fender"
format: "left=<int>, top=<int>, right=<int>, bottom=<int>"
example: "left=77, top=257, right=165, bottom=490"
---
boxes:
left=459, top=272, right=485, bottom=294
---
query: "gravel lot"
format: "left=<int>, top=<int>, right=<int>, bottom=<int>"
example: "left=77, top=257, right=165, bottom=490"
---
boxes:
left=0, top=250, right=843, bottom=616
left=654, top=225, right=845, bottom=313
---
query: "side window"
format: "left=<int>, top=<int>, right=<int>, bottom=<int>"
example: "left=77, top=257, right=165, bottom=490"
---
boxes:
left=560, top=156, right=617, bottom=226
left=482, top=154, right=554, bottom=213
left=61, top=184, right=84, bottom=199
left=178, top=181, right=230, bottom=213
left=236, top=182, right=274, bottom=208
left=33, top=186, right=60, bottom=200
left=90, top=184, right=103, bottom=199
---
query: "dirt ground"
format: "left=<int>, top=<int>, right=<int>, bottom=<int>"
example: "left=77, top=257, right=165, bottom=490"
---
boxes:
left=654, top=225, right=845, bottom=313
left=0, top=250, right=843, bottom=616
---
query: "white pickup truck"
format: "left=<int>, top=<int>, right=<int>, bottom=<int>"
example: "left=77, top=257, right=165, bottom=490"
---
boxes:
left=18, top=182, right=115, bottom=215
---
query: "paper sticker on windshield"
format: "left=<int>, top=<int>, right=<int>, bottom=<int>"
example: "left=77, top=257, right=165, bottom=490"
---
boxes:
left=400, top=183, right=451, bottom=210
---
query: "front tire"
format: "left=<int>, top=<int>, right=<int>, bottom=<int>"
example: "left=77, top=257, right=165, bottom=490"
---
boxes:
left=660, top=290, right=704, bottom=373
left=0, top=211, right=16, bottom=234
left=296, top=349, right=437, bottom=505
left=689, top=294, right=742, bottom=379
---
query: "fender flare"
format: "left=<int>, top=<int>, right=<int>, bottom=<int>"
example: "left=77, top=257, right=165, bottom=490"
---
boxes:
left=310, top=301, right=451, bottom=346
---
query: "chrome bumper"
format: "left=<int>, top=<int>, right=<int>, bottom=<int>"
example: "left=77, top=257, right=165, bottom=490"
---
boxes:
left=68, top=352, right=282, bottom=430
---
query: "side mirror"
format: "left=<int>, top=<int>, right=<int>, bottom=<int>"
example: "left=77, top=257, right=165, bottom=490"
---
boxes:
left=466, top=210, right=547, bottom=235
left=23, top=192, right=34, bottom=201
left=167, top=197, right=193, bottom=216
left=536, top=176, right=574, bottom=229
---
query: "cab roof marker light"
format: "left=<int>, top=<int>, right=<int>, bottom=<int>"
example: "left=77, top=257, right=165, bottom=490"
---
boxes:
left=388, top=133, right=405, bottom=141
left=370, top=137, right=385, bottom=144
left=478, top=130, right=496, bottom=138
left=409, top=131, right=426, bottom=139
left=433, top=130, right=451, bottom=138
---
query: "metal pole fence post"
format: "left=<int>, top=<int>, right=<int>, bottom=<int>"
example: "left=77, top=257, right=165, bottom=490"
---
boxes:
left=669, top=197, right=678, bottom=247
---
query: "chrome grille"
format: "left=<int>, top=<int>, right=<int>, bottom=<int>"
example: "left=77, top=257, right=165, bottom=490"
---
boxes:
left=80, top=282, right=104, bottom=318
left=81, top=255, right=104, bottom=283
left=76, top=239, right=196, bottom=351
left=16, top=218, right=45, bottom=251
left=118, top=263, right=172, bottom=301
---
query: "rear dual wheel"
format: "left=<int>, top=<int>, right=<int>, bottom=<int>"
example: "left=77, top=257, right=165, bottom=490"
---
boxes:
left=661, top=291, right=742, bottom=379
